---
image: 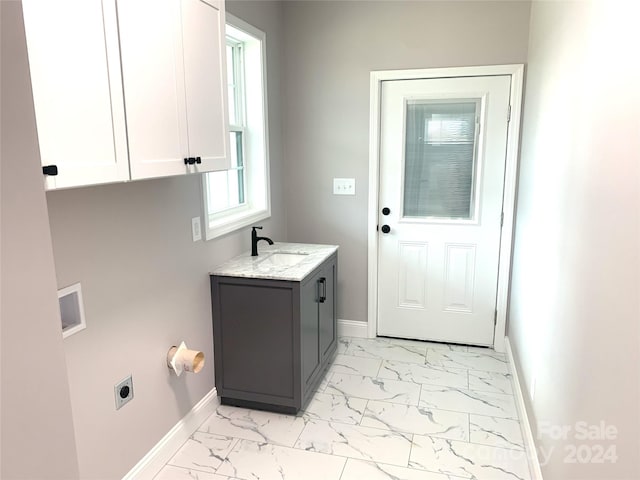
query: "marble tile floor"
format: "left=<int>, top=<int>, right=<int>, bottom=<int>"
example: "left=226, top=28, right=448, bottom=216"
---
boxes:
left=155, top=336, right=531, bottom=480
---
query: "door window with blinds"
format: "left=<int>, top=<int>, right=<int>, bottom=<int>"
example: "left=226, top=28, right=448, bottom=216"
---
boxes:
left=402, top=99, right=481, bottom=221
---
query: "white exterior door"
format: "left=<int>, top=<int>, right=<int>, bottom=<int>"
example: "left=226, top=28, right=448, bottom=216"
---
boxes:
left=377, top=75, right=511, bottom=346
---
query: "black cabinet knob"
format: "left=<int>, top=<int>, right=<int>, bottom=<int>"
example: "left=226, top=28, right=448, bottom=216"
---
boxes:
left=195, top=156, right=202, bottom=164
left=381, top=225, right=391, bottom=234
left=382, top=207, right=391, bottom=215
left=42, top=165, right=58, bottom=176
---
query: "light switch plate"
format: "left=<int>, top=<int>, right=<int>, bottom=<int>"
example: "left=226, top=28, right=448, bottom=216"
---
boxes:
left=191, top=217, right=202, bottom=242
left=333, top=178, right=356, bottom=195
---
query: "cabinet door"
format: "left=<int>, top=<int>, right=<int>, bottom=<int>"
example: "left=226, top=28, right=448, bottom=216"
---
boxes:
left=319, top=259, right=337, bottom=362
left=118, top=0, right=229, bottom=180
left=215, top=281, right=295, bottom=400
left=181, top=0, right=230, bottom=172
left=22, top=0, right=129, bottom=190
left=300, top=272, right=320, bottom=387
left=118, top=0, right=190, bottom=180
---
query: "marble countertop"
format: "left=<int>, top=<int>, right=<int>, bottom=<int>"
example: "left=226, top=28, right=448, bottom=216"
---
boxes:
left=210, top=242, right=338, bottom=281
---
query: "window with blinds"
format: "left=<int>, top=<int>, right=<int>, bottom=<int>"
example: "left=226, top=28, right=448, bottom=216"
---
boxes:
left=403, top=100, right=480, bottom=220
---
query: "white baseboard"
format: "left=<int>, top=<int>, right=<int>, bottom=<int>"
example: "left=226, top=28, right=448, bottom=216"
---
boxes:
left=505, top=337, right=544, bottom=480
left=122, top=388, right=218, bottom=480
left=338, top=319, right=369, bottom=338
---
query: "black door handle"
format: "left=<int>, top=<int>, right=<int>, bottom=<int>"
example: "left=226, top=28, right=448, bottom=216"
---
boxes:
left=184, top=157, right=196, bottom=165
left=318, top=277, right=327, bottom=303
left=381, top=225, right=391, bottom=234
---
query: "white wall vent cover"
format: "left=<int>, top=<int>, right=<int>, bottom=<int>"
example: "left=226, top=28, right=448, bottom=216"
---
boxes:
left=58, top=282, right=87, bottom=338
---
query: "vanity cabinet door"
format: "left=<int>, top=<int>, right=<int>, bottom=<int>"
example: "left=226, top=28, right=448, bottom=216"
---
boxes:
left=300, top=271, right=321, bottom=389
left=213, top=279, right=296, bottom=402
left=22, top=0, right=129, bottom=190
left=301, top=255, right=337, bottom=397
left=319, top=259, right=337, bottom=363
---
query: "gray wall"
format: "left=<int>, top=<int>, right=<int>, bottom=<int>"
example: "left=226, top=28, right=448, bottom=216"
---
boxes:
left=0, top=2, right=80, bottom=478
left=509, top=0, right=640, bottom=478
left=282, top=0, right=532, bottom=322
left=44, top=2, right=284, bottom=478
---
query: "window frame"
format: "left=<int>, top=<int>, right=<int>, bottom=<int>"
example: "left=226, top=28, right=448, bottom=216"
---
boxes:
left=203, top=14, right=270, bottom=240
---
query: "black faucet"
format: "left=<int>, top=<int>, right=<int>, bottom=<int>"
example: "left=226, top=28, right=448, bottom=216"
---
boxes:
left=251, top=226, right=273, bottom=256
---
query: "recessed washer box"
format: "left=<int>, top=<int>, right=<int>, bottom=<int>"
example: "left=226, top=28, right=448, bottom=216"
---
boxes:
left=58, top=282, right=87, bottom=339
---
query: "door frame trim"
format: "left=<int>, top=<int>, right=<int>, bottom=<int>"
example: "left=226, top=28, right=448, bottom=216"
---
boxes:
left=367, top=64, right=525, bottom=353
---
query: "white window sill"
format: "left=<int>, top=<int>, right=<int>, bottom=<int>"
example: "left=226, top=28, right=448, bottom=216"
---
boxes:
left=205, top=206, right=271, bottom=240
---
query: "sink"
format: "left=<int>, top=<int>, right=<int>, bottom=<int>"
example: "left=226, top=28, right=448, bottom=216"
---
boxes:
left=258, top=252, right=308, bottom=268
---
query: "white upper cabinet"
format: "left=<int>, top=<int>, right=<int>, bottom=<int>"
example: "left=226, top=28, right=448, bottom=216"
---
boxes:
left=22, top=0, right=129, bottom=190
left=181, top=0, right=229, bottom=172
left=118, top=0, right=230, bottom=180
left=22, top=0, right=229, bottom=190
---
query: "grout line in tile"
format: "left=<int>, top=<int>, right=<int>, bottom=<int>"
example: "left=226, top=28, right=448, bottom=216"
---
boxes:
left=359, top=399, right=370, bottom=426
left=228, top=437, right=240, bottom=456
left=373, top=359, right=383, bottom=378
left=465, top=439, right=526, bottom=451
left=151, top=464, right=164, bottom=480
left=157, top=464, right=209, bottom=479
left=329, top=370, right=421, bottom=381
left=406, top=433, right=415, bottom=468
left=469, top=412, right=523, bottom=422
left=417, top=391, right=518, bottom=419
left=379, top=356, right=469, bottom=371
left=289, top=415, right=310, bottom=449
left=337, top=456, right=348, bottom=480
left=415, top=405, right=518, bottom=420
left=294, top=416, right=418, bottom=440
left=227, top=436, right=410, bottom=469
left=166, top=462, right=219, bottom=476
left=412, top=431, right=528, bottom=454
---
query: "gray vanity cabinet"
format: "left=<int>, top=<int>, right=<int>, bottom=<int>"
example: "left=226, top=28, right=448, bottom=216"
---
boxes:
left=210, top=253, right=337, bottom=413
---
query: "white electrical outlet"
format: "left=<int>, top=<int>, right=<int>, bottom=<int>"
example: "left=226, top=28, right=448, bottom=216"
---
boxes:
left=333, top=178, right=356, bottom=195
left=191, top=217, right=202, bottom=242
